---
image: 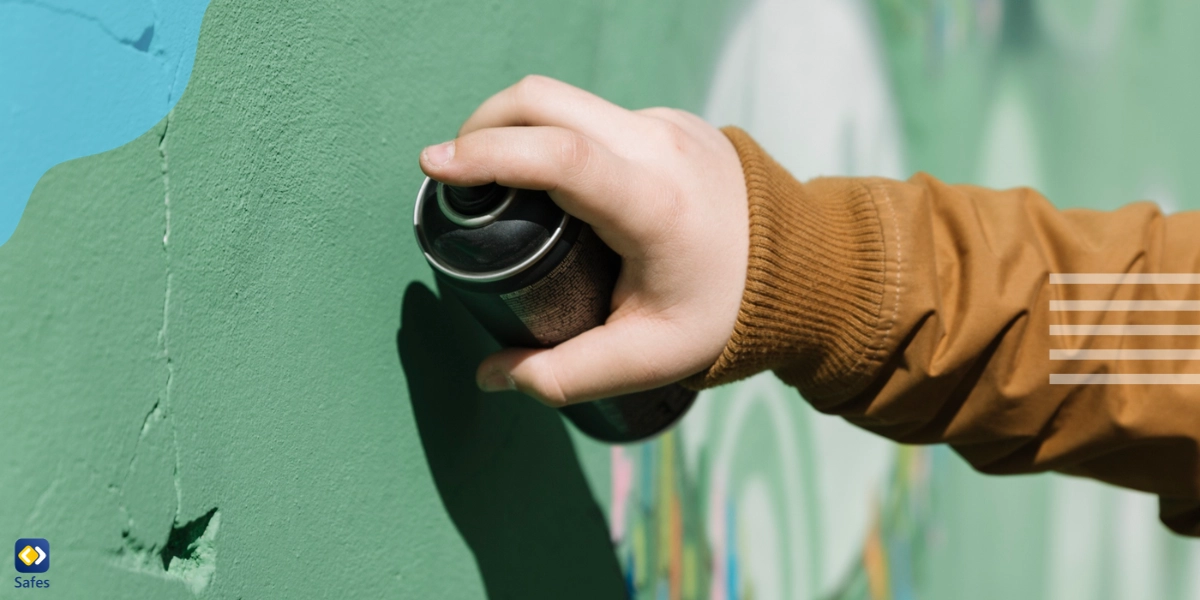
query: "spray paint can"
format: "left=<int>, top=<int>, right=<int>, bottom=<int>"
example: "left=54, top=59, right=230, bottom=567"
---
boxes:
left=412, top=177, right=696, bottom=443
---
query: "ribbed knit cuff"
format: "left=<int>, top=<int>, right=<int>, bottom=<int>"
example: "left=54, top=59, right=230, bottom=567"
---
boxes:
left=681, top=127, right=890, bottom=403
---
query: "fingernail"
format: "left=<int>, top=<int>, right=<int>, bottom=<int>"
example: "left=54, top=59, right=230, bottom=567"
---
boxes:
left=423, top=141, right=455, bottom=167
left=479, top=369, right=516, bottom=393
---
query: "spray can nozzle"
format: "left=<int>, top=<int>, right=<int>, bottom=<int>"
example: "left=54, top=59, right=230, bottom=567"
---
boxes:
left=443, top=183, right=503, bottom=215
left=435, top=182, right=516, bottom=228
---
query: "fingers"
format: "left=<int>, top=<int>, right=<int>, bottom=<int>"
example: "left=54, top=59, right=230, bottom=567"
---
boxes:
left=420, top=126, right=665, bottom=250
left=458, top=75, right=639, bottom=146
left=475, top=317, right=679, bottom=406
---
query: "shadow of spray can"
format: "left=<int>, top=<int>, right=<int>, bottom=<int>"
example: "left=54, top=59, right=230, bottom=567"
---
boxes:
left=413, top=177, right=696, bottom=443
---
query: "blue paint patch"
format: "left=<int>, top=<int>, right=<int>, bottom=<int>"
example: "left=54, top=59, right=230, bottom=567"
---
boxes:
left=0, top=0, right=210, bottom=247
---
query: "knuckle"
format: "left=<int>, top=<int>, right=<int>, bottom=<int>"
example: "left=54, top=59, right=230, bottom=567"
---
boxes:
left=518, top=73, right=551, bottom=87
left=557, top=130, right=593, bottom=181
left=511, top=352, right=572, bottom=407
left=514, top=74, right=552, bottom=103
left=531, top=362, right=571, bottom=408
left=653, top=120, right=691, bottom=154
left=672, top=108, right=707, bottom=128
left=665, top=107, right=694, bottom=122
left=637, top=106, right=675, bottom=120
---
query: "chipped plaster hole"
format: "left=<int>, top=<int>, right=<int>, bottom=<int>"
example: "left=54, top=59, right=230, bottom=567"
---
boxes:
left=161, top=507, right=218, bottom=570
left=115, top=507, right=220, bottom=595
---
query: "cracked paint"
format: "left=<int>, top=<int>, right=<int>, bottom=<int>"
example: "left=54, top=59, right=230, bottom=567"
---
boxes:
left=107, top=114, right=190, bottom=592
left=2, top=0, right=155, bottom=52
left=157, top=112, right=186, bottom=531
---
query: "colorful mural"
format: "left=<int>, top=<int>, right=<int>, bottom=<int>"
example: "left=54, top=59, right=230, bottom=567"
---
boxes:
left=608, top=375, right=937, bottom=600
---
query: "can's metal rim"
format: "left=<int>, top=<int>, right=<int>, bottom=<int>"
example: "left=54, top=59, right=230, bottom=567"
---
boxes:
left=413, top=176, right=571, bottom=283
left=436, top=182, right=517, bottom=228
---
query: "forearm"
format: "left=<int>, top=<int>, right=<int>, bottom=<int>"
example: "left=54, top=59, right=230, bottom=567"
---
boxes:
left=688, top=126, right=1200, bottom=535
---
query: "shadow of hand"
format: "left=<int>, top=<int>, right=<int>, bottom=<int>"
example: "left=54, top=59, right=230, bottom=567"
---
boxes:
left=397, top=282, right=626, bottom=599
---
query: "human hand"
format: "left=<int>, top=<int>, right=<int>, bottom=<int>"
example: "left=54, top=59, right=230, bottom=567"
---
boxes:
left=418, top=75, right=749, bottom=406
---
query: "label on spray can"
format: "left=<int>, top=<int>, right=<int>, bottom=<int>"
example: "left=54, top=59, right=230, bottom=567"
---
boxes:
left=499, top=227, right=614, bottom=346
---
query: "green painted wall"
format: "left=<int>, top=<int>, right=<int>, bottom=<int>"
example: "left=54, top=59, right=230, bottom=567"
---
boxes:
left=0, top=0, right=738, bottom=597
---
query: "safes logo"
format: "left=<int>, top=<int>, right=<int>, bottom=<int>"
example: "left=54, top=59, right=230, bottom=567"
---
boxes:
left=13, top=539, right=50, bottom=590
left=14, top=540, right=48, bottom=574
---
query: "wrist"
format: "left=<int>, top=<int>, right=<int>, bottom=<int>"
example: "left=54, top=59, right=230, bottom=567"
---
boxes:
left=681, top=127, right=890, bottom=404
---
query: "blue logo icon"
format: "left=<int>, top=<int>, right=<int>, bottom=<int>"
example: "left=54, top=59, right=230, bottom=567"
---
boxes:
left=14, top=539, right=49, bottom=573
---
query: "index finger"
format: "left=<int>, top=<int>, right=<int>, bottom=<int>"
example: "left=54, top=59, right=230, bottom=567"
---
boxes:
left=458, top=75, right=639, bottom=147
left=420, top=126, right=665, bottom=254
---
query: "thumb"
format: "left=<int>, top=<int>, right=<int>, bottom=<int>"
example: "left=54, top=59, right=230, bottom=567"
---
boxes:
left=475, top=318, right=673, bottom=407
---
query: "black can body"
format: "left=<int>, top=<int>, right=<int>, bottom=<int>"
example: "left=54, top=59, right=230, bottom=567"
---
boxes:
left=413, top=177, right=695, bottom=443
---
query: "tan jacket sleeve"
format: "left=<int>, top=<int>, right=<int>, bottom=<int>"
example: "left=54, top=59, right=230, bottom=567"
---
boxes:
left=685, top=126, right=1200, bottom=536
